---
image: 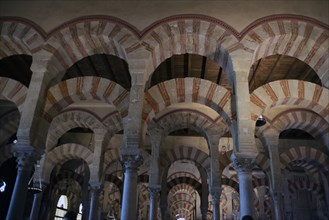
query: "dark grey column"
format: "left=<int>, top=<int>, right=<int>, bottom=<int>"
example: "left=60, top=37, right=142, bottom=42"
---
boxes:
left=232, top=157, right=255, bottom=219
left=6, top=147, right=42, bottom=220
left=88, top=183, right=101, bottom=220
left=120, top=148, right=143, bottom=220
left=211, top=189, right=221, bottom=220
left=149, top=185, right=161, bottom=220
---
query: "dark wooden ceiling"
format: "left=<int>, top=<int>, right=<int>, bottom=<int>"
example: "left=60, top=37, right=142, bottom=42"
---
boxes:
left=63, top=54, right=131, bottom=90
left=149, top=54, right=232, bottom=91
left=0, top=55, right=32, bottom=87
left=249, top=55, right=321, bottom=92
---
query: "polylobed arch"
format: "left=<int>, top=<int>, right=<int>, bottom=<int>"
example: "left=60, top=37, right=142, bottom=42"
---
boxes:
left=46, top=109, right=105, bottom=151
left=240, top=15, right=329, bottom=88
left=42, top=143, right=93, bottom=182
left=41, top=16, right=140, bottom=84
left=141, top=15, right=239, bottom=87
left=143, top=77, right=232, bottom=124
left=43, top=77, right=129, bottom=121
left=250, top=80, right=329, bottom=123
left=0, top=19, right=45, bottom=58
left=0, top=77, right=28, bottom=113
left=280, top=146, right=329, bottom=174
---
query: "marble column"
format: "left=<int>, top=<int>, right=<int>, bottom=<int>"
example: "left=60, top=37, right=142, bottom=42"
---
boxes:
left=120, top=148, right=143, bottom=220
left=200, top=206, right=208, bottom=220
left=149, top=185, right=161, bottom=220
left=160, top=203, right=167, bottom=220
left=6, top=148, right=42, bottom=220
left=88, top=183, right=101, bottom=220
left=232, top=158, right=255, bottom=219
left=211, top=189, right=221, bottom=220
left=272, top=192, right=283, bottom=220
left=29, top=185, right=46, bottom=220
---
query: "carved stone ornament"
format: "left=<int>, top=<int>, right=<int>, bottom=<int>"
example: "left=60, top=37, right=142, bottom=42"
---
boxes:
left=13, top=147, right=43, bottom=171
left=210, top=187, right=222, bottom=204
left=120, top=147, right=143, bottom=170
left=232, top=157, right=254, bottom=173
left=149, top=185, right=161, bottom=198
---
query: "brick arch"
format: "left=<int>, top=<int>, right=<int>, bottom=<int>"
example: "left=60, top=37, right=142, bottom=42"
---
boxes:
left=167, top=177, right=202, bottom=196
left=280, top=146, right=329, bottom=173
left=43, top=143, right=93, bottom=182
left=240, top=16, right=329, bottom=88
left=143, top=78, right=232, bottom=124
left=0, top=19, right=44, bottom=58
left=254, top=152, right=271, bottom=174
left=43, top=77, right=129, bottom=121
left=103, top=148, right=120, bottom=168
left=0, top=110, right=20, bottom=146
left=42, top=16, right=140, bottom=83
left=153, top=108, right=228, bottom=138
left=160, top=146, right=210, bottom=171
left=219, top=150, right=233, bottom=173
left=288, top=177, right=326, bottom=204
left=46, top=109, right=105, bottom=151
left=271, top=109, right=329, bottom=146
left=102, top=110, right=123, bottom=134
left=221, top=177, right=239, bottom=193
left=252, top=177, right=269, bottom=188
left=0, top=77, right=28, bottom=113
left=141, top=15, right=239, bottom=86
left=250, top=80, right=329, bottom=123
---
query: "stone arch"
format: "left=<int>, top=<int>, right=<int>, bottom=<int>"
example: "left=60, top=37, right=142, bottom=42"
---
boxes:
left=160, top=146, right=210, bottom=172
left=221, top=177, right=239, bottom=193
left=102, top=110, right=124, bottom=134
left=103, top=148, right=120, bottom=169
left=167, top=176, right=202, bottom=195
left=42, top=16, right=140, bottom=83
left=143, top=78, right=232, bottom=124
left=280, top=146, right=329, bottom=173
left=0, top=18, right=44, bottom=58
left=0, top=77, right=28, bottom=113
left=46, top=109, right=105, bottom=151
left=43, top=77, right=129, bottom=121
left=254, top=153, right=271, bottom=174
left=141, top=15, right=239, bottom=86
left=250, top=80, right=329, bottom=123
left=240, top=15, right=329, bottom=87
left=43, top=143, right=93, bottom=182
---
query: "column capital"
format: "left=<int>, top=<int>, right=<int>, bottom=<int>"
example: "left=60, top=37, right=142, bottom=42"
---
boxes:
left=120, top=147, right=143, bottom=170
left=149, top=184, right=161, bottom=198
left=210, top=187, right=222, bottom=204
left=231, top=157, right=254, bottom=173
left=13, top=146, right=43, bottom=171
left=89, top=182, right=102, bottom=191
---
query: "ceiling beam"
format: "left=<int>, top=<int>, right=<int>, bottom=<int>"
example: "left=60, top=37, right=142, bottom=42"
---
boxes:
left=263, top=55, right=281, bottom=84
left=103, top=55, right=117, bottom=83
left=166, top=57, right=172, bottom=80
left=249, top=59, right=261, bottom=91
left=283, top=58, right=299, bottom=79
left=184, top=53, right=189, bottom=78
left=87, top=56, right=99, bottom=77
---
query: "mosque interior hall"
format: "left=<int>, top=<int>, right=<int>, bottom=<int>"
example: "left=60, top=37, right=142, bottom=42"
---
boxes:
left=0, top=0, right=328, bottom=219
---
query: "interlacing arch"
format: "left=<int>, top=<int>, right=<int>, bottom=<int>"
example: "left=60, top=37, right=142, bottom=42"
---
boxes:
left=141, top=15, right=239, bottom=85
left=250, top=80, right=329, bottom=122
left=43, top=143, right=93, bottom=182
left=143, top=78, right=232, bottom=124
left=280, top=146, right=329, bottom=174
left=41, top=16, right=139, bottom=82
left=43, top=77, right=129, bottom=121
left=240, top=15, right=329, bottom=87
left=0, top=77, right=28, bottom=113
left=0, top=18, right=44, bottom=58
left=46, top=109, right=105, bottom=151
left=160, top=146, right=210, bottom=171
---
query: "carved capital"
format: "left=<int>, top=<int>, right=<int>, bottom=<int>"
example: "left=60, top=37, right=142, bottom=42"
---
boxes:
left=149, top=184, right=161, bottom=199
left=121, top=148, right=143, bottom=170
left=210, top=187, right=222, bottom=204
left=89, top=181, right=102, bottom=191
left=13, top=146, right=43, bottom=172
left=232, top=157, right=254, bottom=173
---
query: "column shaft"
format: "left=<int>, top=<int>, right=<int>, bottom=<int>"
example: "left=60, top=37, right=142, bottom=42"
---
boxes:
left=88, top=188, right=100, bottom=220
left=149, top=186, right=160, bottom=220
left=238, top=170, right=254, bottom=218
left=30, top=192, right=43, bottom=220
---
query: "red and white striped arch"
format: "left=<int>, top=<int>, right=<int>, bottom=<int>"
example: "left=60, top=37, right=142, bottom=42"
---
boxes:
left=103, top=110, right=124, bottom=134
left=241, top=17, right=329, bottom=88
left=153, top=108, right=228, bottom=138
left=43, top=77, right=129, bottom=121
left=288, top=178, right=326, bottom=203
left=254, top=153, right=271, bottom=174
left=141, top=15, right=239, bottom=84
left=160, top=146, right=210, bottom=171
left=0, top=77, right=27, bottom=113
left=143, top=78, right=232, bottom=123
left=280, top=146, right=329, bottom=173
left=0, top=19, right=44, bottom=58
left=272, top=109, right=328, bottom=146
left=42, top=17, right=140, bottom=81
left=250, top=80, right=329, bottom=123
left=103, top=148, right=120, bottom=169
left=46, top=109, right=105, bottom=151
left=221, top=177, right=239, bottom=193
left=43, top=143, right=93, bottom=182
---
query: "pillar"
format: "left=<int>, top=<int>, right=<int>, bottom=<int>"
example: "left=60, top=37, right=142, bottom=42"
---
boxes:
left=272, top=192, right=283, bottom=220
left=120, top=148, right=143, bottom=220
left=88, top=183, right=101, bottom=220
left=149, top=185, right=161, bottom=220
left=232, top=157, right=255, bottom=219
left=29, top=187, right=46, bottom=220
left=211, top=189, right=221, bottom=220
left=6, top=147, right=42, bottom=220
left=200, top=206, right=208, bottom=220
